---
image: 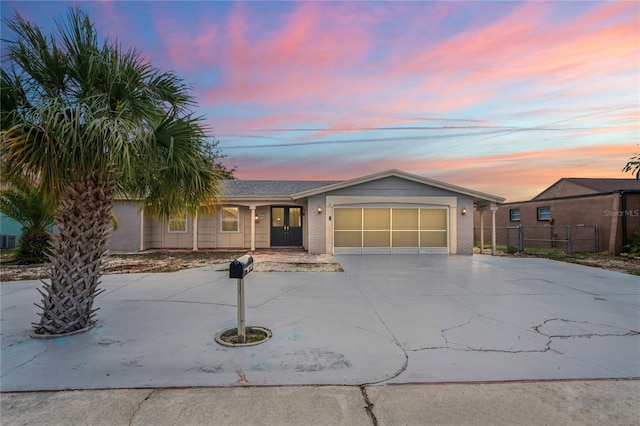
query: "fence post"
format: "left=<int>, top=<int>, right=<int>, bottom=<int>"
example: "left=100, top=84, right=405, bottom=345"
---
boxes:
left=594, top=225, right=599, bottom=252
left=518, top=225, right=524, bottom=253
left=566, top=226, right=572, bottom=255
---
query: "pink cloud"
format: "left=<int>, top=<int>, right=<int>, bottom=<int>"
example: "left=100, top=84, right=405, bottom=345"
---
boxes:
left=375, top=1, right=638, bottom=115
left=229, top=143, right=634, bottom=202
left=152, top=0, right=637, bottom=138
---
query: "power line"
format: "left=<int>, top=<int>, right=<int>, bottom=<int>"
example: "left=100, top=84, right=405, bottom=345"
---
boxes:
left=219, top=127, right=581, bottom=150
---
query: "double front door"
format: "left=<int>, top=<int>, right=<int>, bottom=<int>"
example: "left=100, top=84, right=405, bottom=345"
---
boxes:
left=271, top=207, right=302, bottom=246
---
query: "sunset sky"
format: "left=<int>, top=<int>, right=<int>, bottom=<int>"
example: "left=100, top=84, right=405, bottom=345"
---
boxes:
left=2, top=1, right=638, bottom=201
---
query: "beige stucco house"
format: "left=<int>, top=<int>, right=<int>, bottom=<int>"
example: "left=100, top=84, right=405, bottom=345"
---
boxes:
left=108, top=169, right=504, bottom=255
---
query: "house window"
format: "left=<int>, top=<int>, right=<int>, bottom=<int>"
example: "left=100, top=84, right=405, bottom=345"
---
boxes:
left=510, top=209, right=521, bottom=222
left=537, top=206, right=551, bottom=221
left=221, top=207, right=240, bottom=232
left=168, top=213, right=188, bottom=233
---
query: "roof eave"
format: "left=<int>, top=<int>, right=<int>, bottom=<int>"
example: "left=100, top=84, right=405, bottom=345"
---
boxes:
left=223, top=195, right=293, bottom=201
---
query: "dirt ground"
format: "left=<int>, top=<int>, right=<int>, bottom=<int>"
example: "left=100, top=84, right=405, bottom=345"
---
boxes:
left=1, top=249, right=638, bottom=282
left=0, top=250, right=344, bottom=282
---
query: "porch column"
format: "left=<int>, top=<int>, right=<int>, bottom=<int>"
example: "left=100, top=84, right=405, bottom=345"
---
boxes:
left=479, top=209, right=485, bottom=252
left=139, top=208, right=145, bottom=252
left=192, top=210, right=198, bottom=251
left=491, top=204, right=498, bottom=256
left=250, top=206, right=256, bottom=252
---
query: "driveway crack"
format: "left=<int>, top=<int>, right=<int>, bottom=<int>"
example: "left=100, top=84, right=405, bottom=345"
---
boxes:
left=128, top=389, right=155, bottom=425
left=533, top=318, right=639, bottom=338
left=409, top=314, right=557, bottom=354
left=0, top=345, right=49, bottom=379
left=360, top=385, right=378, bottom=426
left=349, top=277, right=410, bottom=384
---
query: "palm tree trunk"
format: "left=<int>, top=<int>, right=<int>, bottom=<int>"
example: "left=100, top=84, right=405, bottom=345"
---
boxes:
left=32, top=172, right=114, bottom=336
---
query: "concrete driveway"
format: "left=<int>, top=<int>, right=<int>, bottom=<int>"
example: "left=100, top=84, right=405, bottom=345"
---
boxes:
left=1, top=254, right=638, bottom=391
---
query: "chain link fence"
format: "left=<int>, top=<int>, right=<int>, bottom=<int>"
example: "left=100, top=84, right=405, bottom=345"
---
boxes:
left=474, top=225, right=599, bottom=255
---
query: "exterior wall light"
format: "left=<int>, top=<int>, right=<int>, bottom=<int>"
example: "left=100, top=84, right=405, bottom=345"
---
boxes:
left=461, top=207, right=467, bottom=215
left=255, top=214, right=260, bottom=221
left=317, top=206, right=323, bottom=214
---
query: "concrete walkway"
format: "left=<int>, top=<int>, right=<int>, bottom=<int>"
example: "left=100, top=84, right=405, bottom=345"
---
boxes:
left=2, top=380, right=639, bottom=425
left=1, top=254, right=639, bottom=423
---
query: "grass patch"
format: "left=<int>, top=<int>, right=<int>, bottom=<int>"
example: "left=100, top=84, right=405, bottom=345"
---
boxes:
left=477, top=245, right=640, bottom=276
left=520, top=250, right=639, bottom=276
left=219, top=328, right=269, bottom=344
left=0, top=248, right=18, bottom=264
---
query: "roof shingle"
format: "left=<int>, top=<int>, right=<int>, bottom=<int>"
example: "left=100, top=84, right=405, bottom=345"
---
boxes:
left=564, top=178, right=640, bottom=193
left=223, top=180, right=342, bottom=196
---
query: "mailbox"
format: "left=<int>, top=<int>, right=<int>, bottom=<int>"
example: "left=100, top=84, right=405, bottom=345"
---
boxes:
left=229, top=254, right=254, bottom=279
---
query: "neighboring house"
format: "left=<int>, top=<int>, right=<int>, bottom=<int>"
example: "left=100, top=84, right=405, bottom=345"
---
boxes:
left=0, top=180, right=22, bottom=248
left=0, top=213, right=22, bottom=248
left=108, top=169, right=505, bottom=255
left=493, top=178, right=640, bottom=254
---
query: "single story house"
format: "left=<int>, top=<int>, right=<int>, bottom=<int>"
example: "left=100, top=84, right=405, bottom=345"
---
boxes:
left=491, top=178, right=640, bottom=254
left=108, top=169, right=505, bottom=255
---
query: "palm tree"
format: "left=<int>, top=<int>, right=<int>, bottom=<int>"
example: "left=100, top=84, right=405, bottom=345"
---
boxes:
left=1, top=8, right=224, bottom=336
left=0, top=175, right=56, bottom=264
left=623, top=146, right=640, bottom=180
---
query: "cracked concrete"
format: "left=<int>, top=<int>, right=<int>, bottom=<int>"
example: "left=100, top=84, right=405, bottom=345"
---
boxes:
left=442, top=315, right=552, bottom=353
left=535, top=318, right=639, bottom=338
left=1, top=254, right=638, bottom=391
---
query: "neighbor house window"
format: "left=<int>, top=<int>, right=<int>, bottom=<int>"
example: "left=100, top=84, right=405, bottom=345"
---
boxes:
left=510, top=209, right=521, bottom=222
left=221, top=207, right=240, bottom=232
left=537, top=206, right=551, bottom=221
left=168, top=213, right=188, bottom=233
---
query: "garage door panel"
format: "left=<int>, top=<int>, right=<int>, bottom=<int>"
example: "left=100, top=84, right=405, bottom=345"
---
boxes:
left=363, top=231, right=390, bottom=247
left=335, top=209, right=362, bottom=230
left=363, top=247, right=391, bottom=254
left=420, top=209, right=447, bottom=230
left=363, top=209, right=390, bottom=230
left=392, top=209, right=418, bottom=230
left=334, top=230, right=362, bottom=247
left=420, top=231, right=447, bottom=247
left=392, top=231, right=418, bottom=247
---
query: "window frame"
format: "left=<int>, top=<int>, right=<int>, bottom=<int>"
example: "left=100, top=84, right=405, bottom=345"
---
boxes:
left=167, top=213, right=188, bottom=233
left=509, top=208, right=521, bottom=222
left=537, top=206, right=551, bottom=221
left=220, top=206, right=240, bottom=233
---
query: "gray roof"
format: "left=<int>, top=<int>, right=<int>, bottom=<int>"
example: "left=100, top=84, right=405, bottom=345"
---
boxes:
left=223, top=180, right=342, bottom=197
left=564, top=178, right=640, bottom=193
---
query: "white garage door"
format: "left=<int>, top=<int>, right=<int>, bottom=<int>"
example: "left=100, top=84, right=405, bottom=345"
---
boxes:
left=333, top=207, right=448, bottom=254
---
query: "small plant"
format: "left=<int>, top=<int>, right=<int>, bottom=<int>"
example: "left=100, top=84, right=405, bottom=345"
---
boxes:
left=507, top=245, right=518, bottom=254
left=623, top=229, right=640, bottom=255
left=0, top=175, right=56, bottom=265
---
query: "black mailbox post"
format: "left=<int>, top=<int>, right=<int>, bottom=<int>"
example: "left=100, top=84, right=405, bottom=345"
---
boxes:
left=229, top=254, right=253, bottom=279
left=229, top=254, right=253, bottom=343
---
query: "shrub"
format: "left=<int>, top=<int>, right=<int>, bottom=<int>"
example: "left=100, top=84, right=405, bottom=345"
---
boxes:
left=624, top=230, right=640, bottom=255
left=14, top=230, right=52, bottom=264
